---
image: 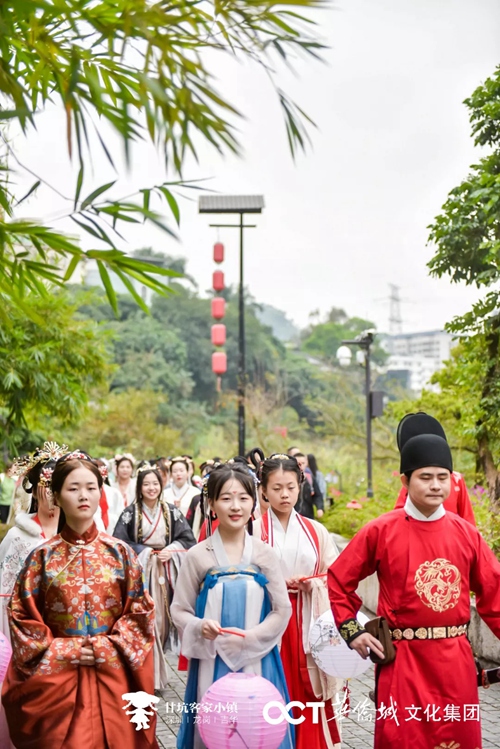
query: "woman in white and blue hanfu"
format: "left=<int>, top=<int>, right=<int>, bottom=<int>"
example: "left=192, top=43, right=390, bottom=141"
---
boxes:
left=171, top=462, right=294, bottom=749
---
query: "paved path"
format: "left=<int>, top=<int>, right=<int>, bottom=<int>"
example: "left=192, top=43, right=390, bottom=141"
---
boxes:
left=155, top=653, right=500, bottom=748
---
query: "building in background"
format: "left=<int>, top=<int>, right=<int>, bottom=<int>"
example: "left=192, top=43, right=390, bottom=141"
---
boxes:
left=381, top=330, right=455, bottom=393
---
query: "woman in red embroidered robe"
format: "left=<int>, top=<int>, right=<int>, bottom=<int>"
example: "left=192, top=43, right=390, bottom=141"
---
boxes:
left=2, top=453, right=157, bottom=749
left=254, top=454, right=342, bottom=749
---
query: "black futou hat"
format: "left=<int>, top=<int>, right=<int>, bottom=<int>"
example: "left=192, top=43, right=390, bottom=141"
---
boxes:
left=400, top=434, right=453, bottom=475
left=397, top=412, right=446, bottom=451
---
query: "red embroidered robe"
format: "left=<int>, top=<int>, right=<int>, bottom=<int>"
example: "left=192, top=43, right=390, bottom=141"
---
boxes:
left=328, top=509, right=500, bottom=749
left=2, top=523, right=158, bottom=749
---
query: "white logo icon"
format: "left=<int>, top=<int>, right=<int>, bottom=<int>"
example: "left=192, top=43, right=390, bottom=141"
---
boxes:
left=122, top=691, right=160, bottom=730
left=263, top=701, right=325, bottom=725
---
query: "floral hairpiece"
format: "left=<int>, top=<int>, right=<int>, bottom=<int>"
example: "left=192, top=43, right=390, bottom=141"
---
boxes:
left=39, top=466, right=55, bottom=487
left=98, top=464, right=108, bottom=481
left=201, top=460, right=260, bottom=501
left=58, top=450, right=92, bottom=463
left=169, top=456, right=190, bottom=468
left=114, top=453, right=135, bottom=465
left=259, top=453, right=304, bottom=484
left=11, top=441, right=69, bottom=481
left=137, top=462, right=157, bottom=474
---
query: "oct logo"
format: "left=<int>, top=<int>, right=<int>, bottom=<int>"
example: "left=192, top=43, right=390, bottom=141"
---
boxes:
left=263, top=701, right=325, bottom=725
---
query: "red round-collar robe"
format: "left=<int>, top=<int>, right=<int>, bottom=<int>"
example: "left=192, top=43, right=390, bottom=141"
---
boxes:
left=328, top=509, right=500, bottom=749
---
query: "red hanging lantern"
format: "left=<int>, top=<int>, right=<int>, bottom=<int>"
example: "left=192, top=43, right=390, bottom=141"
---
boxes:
left=211, top=297, right=226, bottom=320
left=213, top=242, right=224, bottom=264
left=212, top=351, right=227, bottom=375
left=213, top=270, right=225, bottom=292
left=211, top=324, right=226, bottom=347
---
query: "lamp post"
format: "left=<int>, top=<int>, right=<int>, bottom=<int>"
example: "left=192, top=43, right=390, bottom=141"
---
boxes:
left=199, top=195, right=265, bottom=456
left=337, top=331, right=378, bottom=498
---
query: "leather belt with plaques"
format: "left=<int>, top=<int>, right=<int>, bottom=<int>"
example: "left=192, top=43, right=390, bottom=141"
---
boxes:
left=390, top=624, right=469, bottom=641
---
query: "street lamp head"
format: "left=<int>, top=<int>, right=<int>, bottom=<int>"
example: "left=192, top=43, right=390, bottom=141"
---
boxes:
left=336, top=345, right=352, bottom=367
left=359, top=329, right=375, bottom=345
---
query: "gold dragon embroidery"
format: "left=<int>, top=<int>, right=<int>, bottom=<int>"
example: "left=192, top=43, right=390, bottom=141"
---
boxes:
left=414, top=558, right=461, bottom=613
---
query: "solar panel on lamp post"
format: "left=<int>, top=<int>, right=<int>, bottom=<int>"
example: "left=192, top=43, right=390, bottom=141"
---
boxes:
left=199, top=195, right=265, bottom=457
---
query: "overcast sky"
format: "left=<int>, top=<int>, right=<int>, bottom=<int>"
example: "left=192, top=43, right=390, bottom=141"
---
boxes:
left=12, top=0, right=500, bottom=333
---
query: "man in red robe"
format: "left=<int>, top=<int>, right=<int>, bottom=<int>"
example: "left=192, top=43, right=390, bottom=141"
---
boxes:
left=393, top=412, right=476, bottom=525
left=328, top=432, right=500, bottom=749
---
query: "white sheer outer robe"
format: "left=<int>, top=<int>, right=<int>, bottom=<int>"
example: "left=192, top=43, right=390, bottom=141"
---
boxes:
left=138, top=504, right=191, bottom=688
left=103, top=484, right=125, bottom=534
left=0, top=513, right=43, bottom=749
left=164, top=484, right=200, bottom=516
left=171, top=529, right=293, bottom=749
left=0, top=513, right=44, bottom=643
left=254, top=509, right=344, bottom=721
left=110, top=476, right=136, bottom=507
left=113, top=500, right=196, bottom=689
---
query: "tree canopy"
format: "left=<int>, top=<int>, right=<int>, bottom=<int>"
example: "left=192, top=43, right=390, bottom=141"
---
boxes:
left=0, top=291, right=109, bottom=456
left=427, top=65, right=500, bottom=499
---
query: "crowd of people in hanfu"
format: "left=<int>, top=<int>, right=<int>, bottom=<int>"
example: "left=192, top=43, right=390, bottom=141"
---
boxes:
left=0, top=412, right=499, bottom=749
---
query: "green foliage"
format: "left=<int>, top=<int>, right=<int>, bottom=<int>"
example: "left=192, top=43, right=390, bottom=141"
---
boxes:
left=60, top=389, right=181, bottom=458
left=301, top=309, right=387, bottom=365
left=426, top=66, right=500, bottom=499
left=322, top=483, right=398, bottom=539
left=109, top=314, right=194, bottom=398
left=77, top=284, right=289, bottom=404
left=0, top=0, right=325, bottom=314
left=428, top=66, right=500, bottom=331
left=0, top=291, right=108, bottom=453
left=469, top=487, right=500, bottom=558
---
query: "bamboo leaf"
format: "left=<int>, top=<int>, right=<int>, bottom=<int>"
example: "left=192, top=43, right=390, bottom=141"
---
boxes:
left=63, top=254, right=81, bottom=281
left=158, top=187, right=181, bottom=226
left=113, top=267, right=150, bottom=314
left=74, top=165, right=84, bottom=210
left=81, top=180, right=117, bottom=210
left=96, top=260, right=118, bottom=315
left=15, top=180, right=41, bottom=207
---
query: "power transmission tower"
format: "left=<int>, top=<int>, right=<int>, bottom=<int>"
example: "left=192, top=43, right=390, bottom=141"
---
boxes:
left=389, top=284, right=402, bottom=334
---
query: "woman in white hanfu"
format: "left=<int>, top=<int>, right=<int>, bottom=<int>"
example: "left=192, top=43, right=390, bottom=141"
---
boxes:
left=113, top=464, right=196, bottom=688
left=254, top=454, right=343, bottom=749
left=163, top=457, right=202, bottom=537
left=0, top=442, right=68, bottom=749
left=110, top=453, right=136, bottom=507
left=171, top=462, right=294, bottom=749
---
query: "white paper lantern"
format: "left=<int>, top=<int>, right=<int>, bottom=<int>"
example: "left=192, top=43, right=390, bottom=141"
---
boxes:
left=309, top=610, right=371, bottom=679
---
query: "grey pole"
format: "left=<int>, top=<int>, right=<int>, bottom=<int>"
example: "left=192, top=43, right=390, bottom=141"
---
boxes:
left=365, top=342, right=373, bottom=498
left=198, top=195, right=264, bottom=458
left=238, top=212, right=245, bottom=456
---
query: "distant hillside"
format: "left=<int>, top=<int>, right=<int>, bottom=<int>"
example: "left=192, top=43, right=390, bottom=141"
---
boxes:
left=255, top=303, right=300, bottom=342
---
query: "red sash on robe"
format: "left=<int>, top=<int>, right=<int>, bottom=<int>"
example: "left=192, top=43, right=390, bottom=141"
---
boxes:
left=261, top=511, right=340, bottom=748
left=99, top=487, right=109, bottom=530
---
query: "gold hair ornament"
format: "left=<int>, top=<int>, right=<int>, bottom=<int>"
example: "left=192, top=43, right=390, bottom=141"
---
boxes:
left=11, top=441, right=69, bottom=482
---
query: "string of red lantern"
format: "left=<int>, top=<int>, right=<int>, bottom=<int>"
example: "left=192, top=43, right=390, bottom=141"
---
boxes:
left=211, top=244, right=227, bottom=389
